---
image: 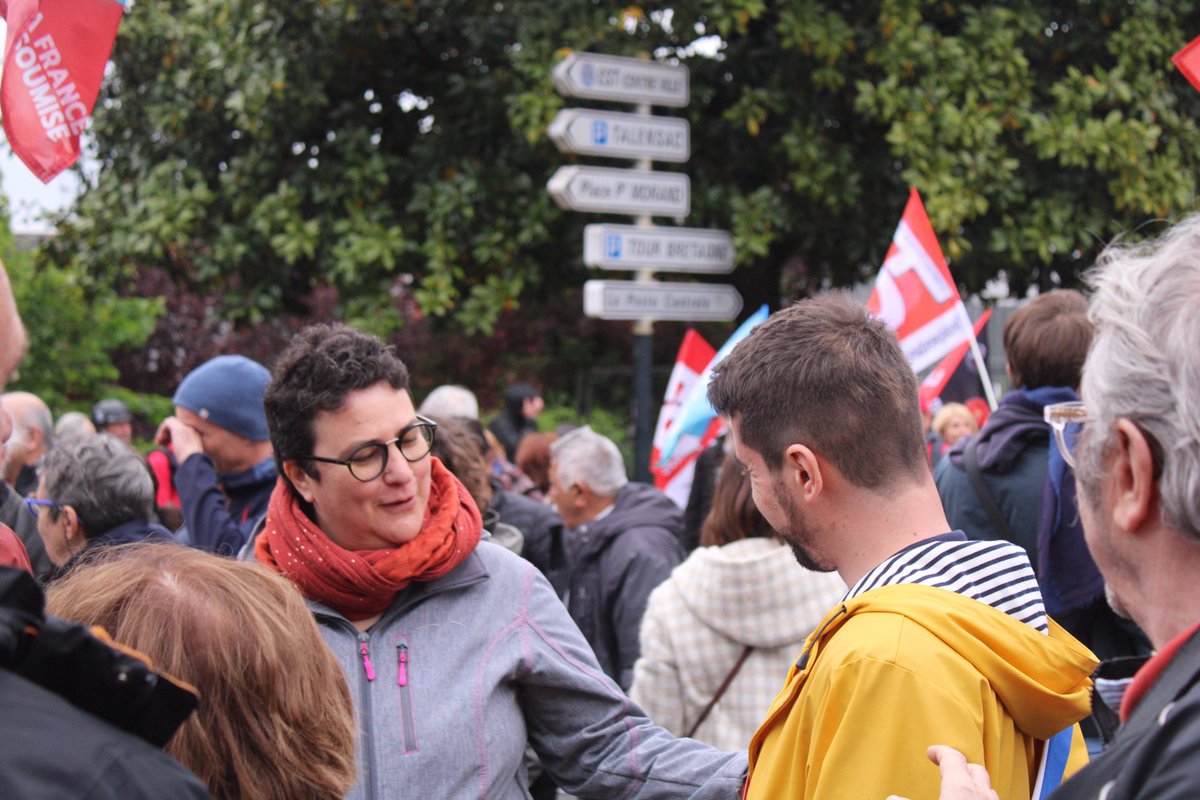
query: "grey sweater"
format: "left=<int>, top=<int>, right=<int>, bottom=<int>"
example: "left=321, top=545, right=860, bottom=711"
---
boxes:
left=310, top=540, right=747, bottom=800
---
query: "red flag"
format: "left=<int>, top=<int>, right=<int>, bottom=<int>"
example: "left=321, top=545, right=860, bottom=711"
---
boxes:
left=1174, top=34, right=1200, bottom=93
left=867, top=188, right=973, bottom=373
left=920, top=309, right=991, bottom=401
left=1, top=0, right=124, bottom=182
left=650, top=329, right=721, bottom=509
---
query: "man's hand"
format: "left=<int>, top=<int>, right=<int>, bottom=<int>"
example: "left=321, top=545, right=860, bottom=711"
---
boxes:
left=155, top=416, right=204, bottom=463
left=886, top=746, right=999, bottom=800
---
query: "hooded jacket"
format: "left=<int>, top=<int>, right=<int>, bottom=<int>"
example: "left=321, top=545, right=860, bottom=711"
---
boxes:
left=175, top=454, right=276, bottom=555
left=306, top=540, right=746, bottom=800
left=631, top=538, right=846, bottom=750
left=744, top=583, right=1097, bottom=800
left=565, top=482, right=685, bottom=690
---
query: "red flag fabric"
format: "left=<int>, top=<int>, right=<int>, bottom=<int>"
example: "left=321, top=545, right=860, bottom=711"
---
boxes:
left=919, top=308, right=991, bottom=401
left=867, top=188, right=973, bottom=373
left=1, top=0, right=124, bottom=182
left=1173, top=35, right=1200, bottom=93
left=650, top=329, right=721, bottom=509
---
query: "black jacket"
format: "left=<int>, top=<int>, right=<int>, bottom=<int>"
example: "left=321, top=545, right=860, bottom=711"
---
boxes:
left=175, top=454, right=276, bottom=555
left=564, top=482, right=684, bottom=690
left=0, top=566, right=209, bottom=799
left=0, top=481, right=52, bottom=581
left=488, top=482, right=566, bottom=594
left=1053, top=625, right=1200, bottom=800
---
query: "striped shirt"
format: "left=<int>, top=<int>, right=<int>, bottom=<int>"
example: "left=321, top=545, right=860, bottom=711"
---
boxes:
left=844, top=533, right=1049, bottom=633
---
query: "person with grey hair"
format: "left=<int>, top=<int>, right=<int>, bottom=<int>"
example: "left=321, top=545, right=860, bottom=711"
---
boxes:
left=548, top=427, right=685, bottom=690
left=53, top=411, right=96, bottom=442
left=418, top=384, right=480, bottom=420
left=28, top=434, right=174, bottom=572
left=907, top=214, right=1200, bottom=800
left=2, top=391, right=52, bottom=497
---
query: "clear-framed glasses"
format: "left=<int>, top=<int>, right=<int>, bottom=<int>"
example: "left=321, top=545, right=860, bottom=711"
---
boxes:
left=1044, top=401, right=1090, bottom=469
left=23, top=497, right=59, bottom=519
left=301, top=415, right=438, bottom=482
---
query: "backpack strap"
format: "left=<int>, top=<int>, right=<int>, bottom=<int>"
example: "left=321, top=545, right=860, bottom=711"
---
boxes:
left=963, top=438, right=1016, bottom=541
left=686, top=645, right=754, bottom=739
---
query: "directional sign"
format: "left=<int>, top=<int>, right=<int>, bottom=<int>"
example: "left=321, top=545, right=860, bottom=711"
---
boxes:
left=584, top=224, right=734, bottom=274
left=583, top=280, right=743, bottom=322
left=548, top=166, right=690, bottom=217
left=553, top=52, right=689, bottom=108
left=549, top=109, right=689, bottom=163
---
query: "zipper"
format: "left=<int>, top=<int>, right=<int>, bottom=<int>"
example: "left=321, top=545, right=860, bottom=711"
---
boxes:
left=360, top=640, right=377, bottom=681
left=396, top=640, right=418, bottom=753
left=356, top=631, right=380, bottom=800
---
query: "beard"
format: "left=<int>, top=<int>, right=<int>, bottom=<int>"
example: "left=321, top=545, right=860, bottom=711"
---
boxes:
left=770, top=471, right=837, bottom=573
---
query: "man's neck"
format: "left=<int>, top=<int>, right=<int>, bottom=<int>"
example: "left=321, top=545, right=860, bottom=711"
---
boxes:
left=831, top=479, right=954, bottom=589
left=1128, top=534, right=1200, bottom=650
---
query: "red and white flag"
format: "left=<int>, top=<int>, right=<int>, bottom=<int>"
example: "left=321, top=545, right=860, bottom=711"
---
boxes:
left=920, top=309, right=991, bottom=401
left=650, top=329, right=722, bottom=509
left=0, top=0, right=125, bottom=183
left=1174, top=34, right=1200, bottom=93
left=868, top=188, right=975, bottom=373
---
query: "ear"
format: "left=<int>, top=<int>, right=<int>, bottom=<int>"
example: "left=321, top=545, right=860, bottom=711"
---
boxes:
left=283, top=460, right=317, bottom=504
left=570, top=481, right=591, bottom=510
left=1110, top=419, right=1157, bottom=534
left=59, top=504, right=82, bottom=542
left=784, top=444, right=823, bottom=502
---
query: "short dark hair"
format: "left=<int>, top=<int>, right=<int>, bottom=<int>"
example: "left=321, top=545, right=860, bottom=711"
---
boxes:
left=700, top=456, right=777, bottom=547
left=1003, top=289, right=1091, bottom=389
left=707, top=293, right=926, bottom=489
left=264, top=324, right=410, bottom=481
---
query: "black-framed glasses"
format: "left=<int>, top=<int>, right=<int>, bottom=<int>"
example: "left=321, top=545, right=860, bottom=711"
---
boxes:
left=23, top=497, right=59, bottom=519
left=1044, top=401, right=1089, bottom=469
left=300, top=415, right=438, bottom=482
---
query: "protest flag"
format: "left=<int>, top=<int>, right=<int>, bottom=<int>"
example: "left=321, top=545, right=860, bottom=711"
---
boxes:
left=655, top=304, right=770, bottom=467
left=867, top=188, right=997, bottom=408
left=1173, top=34, right=1200, bottom=93
left=0, top=0, right=125, bottom=182
left=649, top=329, right=721, bottom=509
left=919, top=308, right=991, bottom=404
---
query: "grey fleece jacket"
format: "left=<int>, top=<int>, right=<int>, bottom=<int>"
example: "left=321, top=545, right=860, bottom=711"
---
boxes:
left=310, top=540, right=747, bottom=800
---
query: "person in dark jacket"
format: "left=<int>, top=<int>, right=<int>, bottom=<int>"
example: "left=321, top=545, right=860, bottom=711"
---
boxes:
left=155, top=355, right=277, bottom=555
left=935, top=290, right=1148, bottom=671
left=0, top=565, right=210, bottom=799
left=489, top=382, right=543, bottom=462
left=549, top=427, right=685, bottom=690
left=0, top=403, right=51, bottom=580
left=30, top=434, right=175, bottom=574
left=909, top=210, right=1200, bottom=800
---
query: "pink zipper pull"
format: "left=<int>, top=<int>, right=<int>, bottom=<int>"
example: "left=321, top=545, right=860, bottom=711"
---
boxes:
left=397, top=643, right=409, bottom=687
left=360, top=641, right=376, bottom=681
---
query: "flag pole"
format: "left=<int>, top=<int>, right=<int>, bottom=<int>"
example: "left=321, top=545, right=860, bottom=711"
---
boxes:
left=956, top=303, right=998, bottom=410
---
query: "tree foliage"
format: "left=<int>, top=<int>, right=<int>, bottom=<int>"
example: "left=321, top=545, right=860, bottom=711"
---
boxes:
left=41, top=0, right=1200, bottom=378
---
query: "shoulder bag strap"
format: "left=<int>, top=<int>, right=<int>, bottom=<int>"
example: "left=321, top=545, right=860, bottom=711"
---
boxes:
left=963, top=437, right=1016, bottom=541
left=685, top=645, right=754, bottom=739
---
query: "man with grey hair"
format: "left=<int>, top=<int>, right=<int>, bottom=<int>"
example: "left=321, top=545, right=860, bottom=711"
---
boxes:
left=0, top=404, right=49, bottom=579
left=418, top=384, right=480, bottom=420
left=2, top=391, right=52, bottom=497
left=919, top=214, right=1200, bottom=800
left=31, top=434, right=174, bottom=570
left=548, top=427, right=684, bottom=689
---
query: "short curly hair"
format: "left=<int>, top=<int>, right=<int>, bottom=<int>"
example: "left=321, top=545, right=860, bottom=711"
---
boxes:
left=264, top=324, right=410, bottom=482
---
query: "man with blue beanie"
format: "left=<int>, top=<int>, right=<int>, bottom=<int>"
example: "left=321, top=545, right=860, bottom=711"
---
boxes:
left=155, top=355, right=277, bottom=555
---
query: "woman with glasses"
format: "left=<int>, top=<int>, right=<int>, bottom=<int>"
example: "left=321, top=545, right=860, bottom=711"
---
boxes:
left=30, top=433, right=174, bottom=573
left=249, top=324, right=744, bottom=800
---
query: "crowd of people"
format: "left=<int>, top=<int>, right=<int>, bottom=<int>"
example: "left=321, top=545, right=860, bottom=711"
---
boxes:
left=0, top=213, right=1197, bottom=800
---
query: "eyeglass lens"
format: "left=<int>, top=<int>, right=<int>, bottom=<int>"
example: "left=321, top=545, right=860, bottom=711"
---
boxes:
left=346, top=424, right=435, bottom=481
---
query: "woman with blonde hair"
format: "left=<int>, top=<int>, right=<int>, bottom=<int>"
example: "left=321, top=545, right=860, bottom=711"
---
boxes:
left=45, top=543, right=356, bottom=800
left=630, top=457, right=846, bottom=750
left=932, top=401, right=979, bottom=450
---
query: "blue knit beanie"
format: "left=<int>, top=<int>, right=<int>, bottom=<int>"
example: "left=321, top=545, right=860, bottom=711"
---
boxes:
left=173, top=355, right=271, bottom=441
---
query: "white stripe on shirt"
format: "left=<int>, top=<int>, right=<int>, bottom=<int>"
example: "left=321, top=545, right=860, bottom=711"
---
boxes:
left=845, top=537, right=1049, bottom=633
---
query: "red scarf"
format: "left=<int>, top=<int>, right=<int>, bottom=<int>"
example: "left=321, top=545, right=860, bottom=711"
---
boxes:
left=256, top=457, right=482, bottom=620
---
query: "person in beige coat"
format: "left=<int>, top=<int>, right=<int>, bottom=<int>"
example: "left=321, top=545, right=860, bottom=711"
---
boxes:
left=631, top=458, right=845, bottom=750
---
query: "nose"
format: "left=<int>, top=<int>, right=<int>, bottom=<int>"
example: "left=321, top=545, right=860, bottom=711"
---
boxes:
left=380, top=442, right=416, bottom=485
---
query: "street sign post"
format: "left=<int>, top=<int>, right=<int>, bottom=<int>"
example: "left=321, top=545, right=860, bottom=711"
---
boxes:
left=549, top=109, right=690, bottom=163
left=552, top=52, right=688, bottom=107
left=583, top=224, right=734, bottom=273
left=583, top=280, right=743, bottom=322
left=547, top=166, right=690, bottom=217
